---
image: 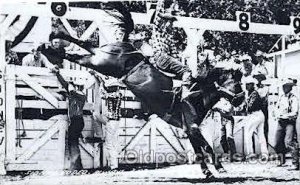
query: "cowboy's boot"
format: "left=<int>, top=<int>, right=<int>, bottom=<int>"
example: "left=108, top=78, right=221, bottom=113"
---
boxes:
left=228, top=137, right=237, bottom=162
left=291, top=142, right=300, bottom=170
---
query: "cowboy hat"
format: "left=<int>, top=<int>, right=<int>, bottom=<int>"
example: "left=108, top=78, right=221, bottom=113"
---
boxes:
left=240, top=54, right=252, bottom=61
left=282, top=78, right=297, bottom=86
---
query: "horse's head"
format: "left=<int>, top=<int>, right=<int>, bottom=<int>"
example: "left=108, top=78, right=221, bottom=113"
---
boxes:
left=209, top=67, right=245, bottom=107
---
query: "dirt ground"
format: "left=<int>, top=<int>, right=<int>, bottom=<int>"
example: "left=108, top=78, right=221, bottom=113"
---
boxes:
left=0, top=160, right=299, bottom=185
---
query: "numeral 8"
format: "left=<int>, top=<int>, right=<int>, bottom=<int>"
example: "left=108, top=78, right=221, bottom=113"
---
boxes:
left=239, top=13, right=250, bottom=31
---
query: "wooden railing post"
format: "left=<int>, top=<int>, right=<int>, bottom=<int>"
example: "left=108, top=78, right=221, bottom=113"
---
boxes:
left=5, top=65, right=16, bottom=164
left=0, top=34, right=6, bottom=174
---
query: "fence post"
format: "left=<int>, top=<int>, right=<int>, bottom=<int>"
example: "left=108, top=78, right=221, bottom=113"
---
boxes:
left=5, top=65, right=16, bottom=164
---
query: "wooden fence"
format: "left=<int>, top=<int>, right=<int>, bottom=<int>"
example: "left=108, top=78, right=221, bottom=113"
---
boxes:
left=1, top=65, right=192, bottom=172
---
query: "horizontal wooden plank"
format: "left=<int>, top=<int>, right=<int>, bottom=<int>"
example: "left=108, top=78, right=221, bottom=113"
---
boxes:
left=15, top=139, right=61, bottom=154
left=16, top=100, right=94, bottom=110
left=118, top=118, right=146, bottom=128
left=16, top=87, right=65, bottom=97
left=118, top=127, right=148, bottom=136
left=15, top=116, right=91, bottom=130
left=16, top=79, right=61, bottom=88
left=15, top=99, right=140, bottom=110
left=6, top=162, right=64, bottom=171
left=15, top=131, right=59, bottom=139
left=14, top=66, right=92, bottom=79
left=16, top=149, right=61, bottom=162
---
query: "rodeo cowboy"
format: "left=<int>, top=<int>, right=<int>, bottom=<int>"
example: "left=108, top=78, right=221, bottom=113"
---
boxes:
left=274, top=78, right=299, bottom=170
left=51, top=66, right=87, bottom=170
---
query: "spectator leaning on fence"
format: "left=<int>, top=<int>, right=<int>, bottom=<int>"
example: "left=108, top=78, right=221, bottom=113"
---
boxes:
left=22, top=44, right=54, bottom=68
left=51, top=66, right=87, bottom=170
left=274, top=79, right=299, bottom=170
left=242, top=76, right=268, bottom=159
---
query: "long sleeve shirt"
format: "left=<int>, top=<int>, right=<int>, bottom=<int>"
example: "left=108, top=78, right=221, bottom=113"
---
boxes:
left=22, top=53, right=54, bottom=68
left=55, top=72, right=86, bottom=118
left=246, top=90, right=262, bottom=113
left=276, top=93, right=299, bottom=120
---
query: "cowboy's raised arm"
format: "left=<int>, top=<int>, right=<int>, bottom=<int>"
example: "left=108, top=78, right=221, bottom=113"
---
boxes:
left=51, top=66, right=69, bottom=92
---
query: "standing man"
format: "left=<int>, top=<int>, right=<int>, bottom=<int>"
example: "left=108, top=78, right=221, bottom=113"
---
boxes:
left=252, top=50, right=268, bottom=77
left=242, top=77, right=268, bottom=159
left=51, top=66, right=86, bottom=170
left=90, top=71, right=123, bottom=170
left=274, top=79, right=299, bottom=170
left=254, top=74, right=269, bottom=143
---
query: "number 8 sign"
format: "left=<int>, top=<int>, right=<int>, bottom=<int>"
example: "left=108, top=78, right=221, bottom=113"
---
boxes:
left=236, top=11, right=251, bottom=31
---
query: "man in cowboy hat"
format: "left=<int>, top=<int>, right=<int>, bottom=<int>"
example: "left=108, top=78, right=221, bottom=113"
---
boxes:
left=89, top=71, right=124, bottom=170
left=253, top=73, right=269, bottom=143
left=252, top=50, right=268, bottom=77
left=274, top=78, right=299, bottom=170
left=242, top=76, right=268, bottom=159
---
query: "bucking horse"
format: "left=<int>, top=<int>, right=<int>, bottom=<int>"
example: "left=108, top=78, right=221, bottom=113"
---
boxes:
left=50, top=3, right=245, bottom=179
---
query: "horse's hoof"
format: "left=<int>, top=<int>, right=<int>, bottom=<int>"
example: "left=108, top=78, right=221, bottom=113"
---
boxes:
left=206, top=173, right=215, bottom=179
left=217, top=167, right=227, bottom=173
left=203, top=169, right=215, bottom=179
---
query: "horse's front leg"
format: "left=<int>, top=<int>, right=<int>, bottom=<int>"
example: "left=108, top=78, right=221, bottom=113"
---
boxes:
left=186, top=125, right=215, bottom=179
left=182, top=100, right=214, bottom=179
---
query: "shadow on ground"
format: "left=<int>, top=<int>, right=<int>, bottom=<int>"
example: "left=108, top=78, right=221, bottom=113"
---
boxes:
left=149, top=177, right=299, bottom=184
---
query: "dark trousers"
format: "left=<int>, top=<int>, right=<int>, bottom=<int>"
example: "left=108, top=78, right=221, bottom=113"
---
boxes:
left=155, top=53, right=190, bottom=78
left=261, top=102, right=269, bottom=143
left=68, top=116, right=84, bottom=170
left=274, top=119, right=299, bottom=166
